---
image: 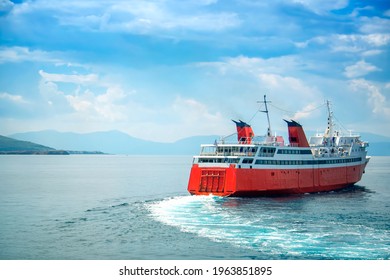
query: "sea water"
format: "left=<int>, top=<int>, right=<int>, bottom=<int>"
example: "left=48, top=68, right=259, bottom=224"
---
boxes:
left=0, top=155, right=389, bottom=260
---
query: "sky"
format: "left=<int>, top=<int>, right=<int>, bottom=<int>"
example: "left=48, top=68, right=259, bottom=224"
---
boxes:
left=0, top=0, right=389, bottom=142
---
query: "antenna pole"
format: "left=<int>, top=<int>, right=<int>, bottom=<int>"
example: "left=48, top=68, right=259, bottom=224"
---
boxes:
left=324, top=100, right=334, bottom=138
left=258, top=94, right=272, bottom=137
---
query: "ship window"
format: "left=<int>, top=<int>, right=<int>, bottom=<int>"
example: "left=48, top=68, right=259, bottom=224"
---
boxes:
left=250, top=147, right=258, bottom=155
left=259, top=147, right=276, bottom=157
left=242, top=158, right=254, bottom=164
left=198, top=157, right=224, bottom=163
left=200, top=146, right=217, bottom=155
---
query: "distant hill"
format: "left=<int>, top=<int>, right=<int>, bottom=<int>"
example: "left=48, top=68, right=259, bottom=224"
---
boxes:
left=0, top=135, right=68, bottom=154
left=0, top=135, right=107, bottom=155
left=8, top=130, right=390, bottom=156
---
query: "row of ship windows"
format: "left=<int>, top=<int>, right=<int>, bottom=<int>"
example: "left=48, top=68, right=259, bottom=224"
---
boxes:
left=258, top=148, right=312, bottom=155
left=277, top=149, right=312, bottom=155
left=198, top=157, right=362, bottom=165
left=198, top=158, right=240, bottom=163
left=254, top=157, right=362, bottom=165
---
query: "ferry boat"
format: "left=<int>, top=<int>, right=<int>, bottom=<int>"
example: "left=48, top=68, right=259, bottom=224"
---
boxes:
left=187, top=96, right=370, bottom=196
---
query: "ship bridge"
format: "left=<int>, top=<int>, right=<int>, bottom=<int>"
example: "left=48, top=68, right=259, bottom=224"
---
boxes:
left=200, top=144, right=258, bottom=157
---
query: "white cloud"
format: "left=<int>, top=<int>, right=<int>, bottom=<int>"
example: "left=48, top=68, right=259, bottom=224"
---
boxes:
left=361, top=33, right=390, bottom=46
left=20, top=0, right=239, bottom=36
left=0, top=92, right=28, bottom=104
left=296, top=33, right=390, bottom=54
left=196, top=55, right=310, bottom=77
left=344, top=60, right=380, bottom=78
left=66, top=93, right=93, bottom=113
left=262, top=72, right=308, bottom=86
left=68, top=88, right=129, bottom=121
left=39, top=70, right=99, bottom=85
left=38, top=69, right=132, bottom=122
left=291, top=103, right=319, bottom=120
left=361, top=49, right=383, bottom=57
left=172, top=96, right=222, bottom=124
left=293, top=0, right=348, bottom=14
left=194, top=55, right=323, bottom=121
left=101, top=3, right=240, bottom=34
left=0, top=46, right=63, bottom=64
left=349, top=79, right=390, bottom=118
left=161, top=95, right=228, bottom=139
left=38, top=78, right=72, bottom=112
left=258, top=73, right=321, bottom=101
left=359, top=16, right=390, bottom=34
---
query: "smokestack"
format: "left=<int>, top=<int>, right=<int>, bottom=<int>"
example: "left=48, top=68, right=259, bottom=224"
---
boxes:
left=284, top=120, right=309, bottom=147
left=232, top=120, right=254, bottom=144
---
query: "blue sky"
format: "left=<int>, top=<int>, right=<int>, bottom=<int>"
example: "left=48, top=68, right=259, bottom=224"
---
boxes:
left=0, top=0, right=389, bottom=142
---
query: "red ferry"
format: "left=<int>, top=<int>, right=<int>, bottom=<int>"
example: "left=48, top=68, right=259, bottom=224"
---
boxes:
left=187, top=96, right=370, bottom=196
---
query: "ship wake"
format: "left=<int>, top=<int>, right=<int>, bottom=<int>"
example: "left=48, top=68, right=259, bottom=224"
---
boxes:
left=148, top=195, right=390, bottom=260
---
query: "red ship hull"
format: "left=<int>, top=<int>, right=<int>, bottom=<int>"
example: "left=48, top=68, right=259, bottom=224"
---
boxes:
left=187, top=162, right=368, bottom=196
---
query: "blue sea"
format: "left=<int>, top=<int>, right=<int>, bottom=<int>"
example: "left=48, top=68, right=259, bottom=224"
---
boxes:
left=0, top=155, right=389, bottom=260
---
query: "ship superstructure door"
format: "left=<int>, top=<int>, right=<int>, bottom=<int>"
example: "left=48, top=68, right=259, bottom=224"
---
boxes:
left=199, top=169, right=226, bottom=193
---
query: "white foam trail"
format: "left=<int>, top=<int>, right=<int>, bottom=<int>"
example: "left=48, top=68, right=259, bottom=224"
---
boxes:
left=147, top=196, right=390, bottom=259
left=148, top=195, right=274, bottom=250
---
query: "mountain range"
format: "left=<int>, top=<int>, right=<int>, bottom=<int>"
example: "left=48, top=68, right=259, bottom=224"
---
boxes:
left=6, top=130, right=390, bottom=156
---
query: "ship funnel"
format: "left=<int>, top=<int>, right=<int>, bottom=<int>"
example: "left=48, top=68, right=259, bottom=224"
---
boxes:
left=284, top=120, right=309, bottom=147
left=232, top=120, right=254, bottom=144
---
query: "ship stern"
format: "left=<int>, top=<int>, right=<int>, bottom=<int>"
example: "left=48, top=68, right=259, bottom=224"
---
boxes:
left=187, top=164, right=236, bottom=196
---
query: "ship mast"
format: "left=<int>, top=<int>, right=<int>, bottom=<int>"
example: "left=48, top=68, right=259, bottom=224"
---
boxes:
left=324, top=100, right=334, bottom=138
left=258, top=95, right=272, bottom=137
left=323, top=100, right=336, bottom=147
